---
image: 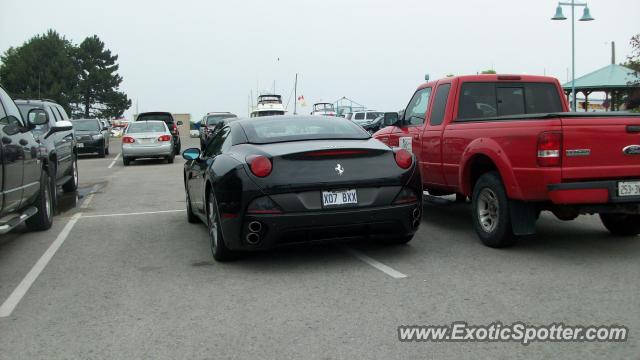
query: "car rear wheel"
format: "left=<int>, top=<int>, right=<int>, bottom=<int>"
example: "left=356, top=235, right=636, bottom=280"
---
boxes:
left=62, top=156, right=78, bottom=192
left=123, top=157, right=131, bottom=166
left=167, top=151, right=175, bottom=164
left=26, top=170, right=54, bottom=231
left=472, top=171, right=517, bottom=248
left=600, top=214, right=640, bottom=236
left=98, top=142, right=106, bottom=158
left=207, top=190, right=234, bottom=261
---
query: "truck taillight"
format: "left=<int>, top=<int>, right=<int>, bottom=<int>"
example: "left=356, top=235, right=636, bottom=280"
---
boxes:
left=122, top=136, right=135, bottom=144
left=537, top=131, right=562, bottom=167
left=171, top=124, right=178, bottom=135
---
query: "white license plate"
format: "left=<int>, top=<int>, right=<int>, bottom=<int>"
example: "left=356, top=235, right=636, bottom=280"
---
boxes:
left=322, top=189, right=358, bottom=207
left=618, top=181, right=640, bottom=197
left=77, top=143, right=84, bottom=148
left=138, top=138, right=153, bottom=144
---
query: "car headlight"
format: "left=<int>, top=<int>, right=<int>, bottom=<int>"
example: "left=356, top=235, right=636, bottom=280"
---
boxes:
left=92, top=134, right=103, bottom=140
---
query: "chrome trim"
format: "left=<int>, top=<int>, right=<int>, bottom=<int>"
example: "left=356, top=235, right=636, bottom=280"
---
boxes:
left=622, top=145, right=640, bottom=155
left=0, top=181, right=39, bottom=195
left=566, top=149, right=591, bottom=157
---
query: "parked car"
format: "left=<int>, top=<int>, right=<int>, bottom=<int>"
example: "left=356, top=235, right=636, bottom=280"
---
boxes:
left=136, top=112, right=182, bottom=153
left=182, top=115, right=421, bottom=261
left=122, top=120, right=175, bottom=166
left=374, top=74, right=640, bottom=247
left=72, top=119, right=110, bottom=157
left=199, top=112, right=237, bottom=148
left=350, top=111, right=382, bottom=132
left=15, top=99, right=79, bottom=202
left=0, top=87, right=63, bottom=234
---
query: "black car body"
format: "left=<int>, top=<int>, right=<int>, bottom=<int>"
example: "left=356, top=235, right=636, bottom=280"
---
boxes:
left=199, top=112, right=237, bottom=148
left=183, top=116, right=422, bottom=261
left=0, top=87, right=60, bottom=234
left=72, top=119, right=110, bottom=157
left=15, top=99, right=79, bottom=199
left=136, top=112, right=181, bottom=153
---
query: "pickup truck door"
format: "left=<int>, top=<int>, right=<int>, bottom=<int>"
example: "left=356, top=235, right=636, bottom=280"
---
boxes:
left=387, top=87, right=433, bottom=159
left=422, top=82, right=453, bottom=187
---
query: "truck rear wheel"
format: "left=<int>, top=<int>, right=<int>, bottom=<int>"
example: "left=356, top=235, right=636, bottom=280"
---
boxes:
left=600, top=214, right=640, bottom=236
left=26, top=170, right=54, bottom=231
left=471, top=171, right=517, bottom=248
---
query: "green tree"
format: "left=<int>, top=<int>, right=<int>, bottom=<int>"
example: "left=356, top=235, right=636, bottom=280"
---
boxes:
left=0, top=30, right=78, bottom=113
left=481, top=69, right=497, bottom=74
left=624, top=33, right=640, bottom=110
left=73, top=35, right=131, bottom=118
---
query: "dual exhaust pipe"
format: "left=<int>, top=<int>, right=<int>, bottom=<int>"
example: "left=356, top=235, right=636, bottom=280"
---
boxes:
left=245, top=221, right=262, bottom=245
left=412, top=207, right=421, bottom=228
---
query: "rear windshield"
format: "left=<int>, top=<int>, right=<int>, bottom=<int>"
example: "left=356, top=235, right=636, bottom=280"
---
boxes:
left=127, top=122, right=167, bottom=133
left=241, top=117, right=370, bottom=144
left=457, top=82, right=563, bottom=121
left=137, top=113, right=173, bottom=123
left=72, top=120, right=101, bottom=131
left=207, top=114, right=236, bottom=125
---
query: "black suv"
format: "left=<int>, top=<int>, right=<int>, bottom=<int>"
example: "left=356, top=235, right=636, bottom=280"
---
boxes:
left=0, top=87, right=70, bottom=234
left=16, top=100, right=79, bottom=203
left=136, top=112, right=182, bottom=153
left=72, top=119, right=110, bottom=157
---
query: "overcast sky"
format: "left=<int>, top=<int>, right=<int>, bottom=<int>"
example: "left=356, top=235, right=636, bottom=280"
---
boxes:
left=1, top=0, right=638, bottom=119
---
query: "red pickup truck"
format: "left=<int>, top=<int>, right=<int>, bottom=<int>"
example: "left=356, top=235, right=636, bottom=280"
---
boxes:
left=374, top=74, right=640, bottom=247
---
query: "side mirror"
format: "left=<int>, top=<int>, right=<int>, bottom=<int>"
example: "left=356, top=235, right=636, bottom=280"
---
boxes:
left=383, top=112, right=399, bottom=126
left=44, top=120, right=73, bottom=138
left=177, top=121, right=183, bottom=126
left=0, top=116, right=23, bottom=135
left=103, top=126, right=109, bottom=131
left=182, top=147, right=201, bottom=160
left=28, top=109, right=49, bottom=126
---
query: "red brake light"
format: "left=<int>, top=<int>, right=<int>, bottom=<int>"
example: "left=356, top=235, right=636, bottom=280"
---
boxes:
left=537, top=131, right=562, bottom=167
left=158, top=135, right=171, bottom=142
left=122, top=136, right=135, bottom=144
left=497, top=75, right=522, bottom=80
left=246, top=155, right=272, bottom=177
left=304, top=150, right=370, bottom=157
left=394, top=149, right=413, bottom=169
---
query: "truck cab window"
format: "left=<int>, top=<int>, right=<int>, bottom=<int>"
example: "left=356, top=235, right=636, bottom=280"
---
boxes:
left=404, top=87, right=432, bottom=126
left=429, top=84, right=451, bottom=126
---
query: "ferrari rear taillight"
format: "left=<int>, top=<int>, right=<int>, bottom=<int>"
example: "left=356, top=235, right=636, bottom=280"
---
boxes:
left=394, top=148, right=413, bottom=169
left=122, top=136, right=135, bottom=144
left=537, top=131, right=562, bottom=167
left=158, top=135, right=171, bottom=142
left=246, top=155, right=272, bottom=177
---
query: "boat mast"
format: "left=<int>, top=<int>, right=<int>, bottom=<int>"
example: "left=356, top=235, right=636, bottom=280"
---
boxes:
left=293, top=73, right=298, bottom=115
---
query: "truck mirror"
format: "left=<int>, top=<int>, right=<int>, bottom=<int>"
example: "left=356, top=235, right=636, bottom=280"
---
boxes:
left=383, top=112, right=399, bottom=126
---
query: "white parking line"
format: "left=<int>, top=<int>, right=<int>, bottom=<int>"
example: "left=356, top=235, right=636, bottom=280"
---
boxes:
left=344, top=248, right=407, bottom=279
left=81, top=209, right=185, bottom=219
left=107, top=153, right=121, bottom=169
left=0, top=213, right=82, bottom=318
left=80, top=185, right=99, bottom=209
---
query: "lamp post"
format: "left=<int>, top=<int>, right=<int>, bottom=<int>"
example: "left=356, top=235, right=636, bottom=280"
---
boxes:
left=552, top=1, right=594, bottom=112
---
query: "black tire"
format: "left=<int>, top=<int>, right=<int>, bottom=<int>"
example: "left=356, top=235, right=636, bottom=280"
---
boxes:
left=98, top=141, right=106, bottom=158
left=123, top=157, right=130, bottom=166
left=207, top=189, right=235, bottom=261
left=600, top=214, right=640, bottom=236
left=167, top=151, right=175, bottom=164
left=471, top=171, right=517, bottom=248
left=186, top=190, right=199, bottom=224
left=62, top=156, right=78, bottom=192
left=49, top=162, right=58, bottom=209
left=455, top=193, right=468, bottom=203
left=25, top=170, right=54, bottom=231
left=105, top=144, right=110, bottom=155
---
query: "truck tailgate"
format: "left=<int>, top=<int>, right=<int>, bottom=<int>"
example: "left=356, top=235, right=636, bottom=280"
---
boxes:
left=561, top=115, right=640, bottom=181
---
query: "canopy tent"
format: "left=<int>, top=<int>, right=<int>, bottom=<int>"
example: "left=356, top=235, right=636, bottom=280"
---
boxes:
left=562, top=64, right=640, bottom=111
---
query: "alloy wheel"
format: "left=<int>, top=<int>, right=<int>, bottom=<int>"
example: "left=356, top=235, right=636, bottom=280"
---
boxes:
left=477, top=188, right=499, bottom=233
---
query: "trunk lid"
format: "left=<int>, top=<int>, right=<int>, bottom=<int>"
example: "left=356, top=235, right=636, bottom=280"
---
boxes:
left=561, top=113, right=640, bottom=181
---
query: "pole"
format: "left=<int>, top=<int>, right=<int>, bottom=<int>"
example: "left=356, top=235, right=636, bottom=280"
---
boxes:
left=571, top=0, right=576, bottom=112
left=293, top=73, right=298, bottom=115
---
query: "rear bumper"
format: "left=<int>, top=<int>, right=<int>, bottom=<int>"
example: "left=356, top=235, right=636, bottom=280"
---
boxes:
left=548, top=180, right=640, bottom=204
left=122, top=143, right=173, bottom=158
left=77, top=139, right=104, bottom=153
left=223, top=203, right=421, bottom=251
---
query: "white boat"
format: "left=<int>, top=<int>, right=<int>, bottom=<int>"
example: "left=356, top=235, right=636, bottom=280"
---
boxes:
left=250, top=94, right=287, bottom=118
left=310, top=103, right=337, bottom=116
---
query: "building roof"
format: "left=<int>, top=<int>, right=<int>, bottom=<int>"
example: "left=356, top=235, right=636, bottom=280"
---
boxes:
left=562, top=64, right=640, bottom=91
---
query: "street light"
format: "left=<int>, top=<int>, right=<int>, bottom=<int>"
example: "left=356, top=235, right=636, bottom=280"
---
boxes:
left=551, top=1, right=594, bottom=112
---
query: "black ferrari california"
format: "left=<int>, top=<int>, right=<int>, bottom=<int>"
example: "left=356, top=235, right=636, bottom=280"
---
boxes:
left=182, top=115, right=422, bottom=261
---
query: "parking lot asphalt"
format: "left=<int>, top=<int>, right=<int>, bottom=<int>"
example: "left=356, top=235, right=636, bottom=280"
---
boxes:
left=0, top=136, right=638, bottom=359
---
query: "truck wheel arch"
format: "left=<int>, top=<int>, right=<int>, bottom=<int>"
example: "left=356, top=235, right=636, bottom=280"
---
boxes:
left=459, top=139, right=523, bottom=199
